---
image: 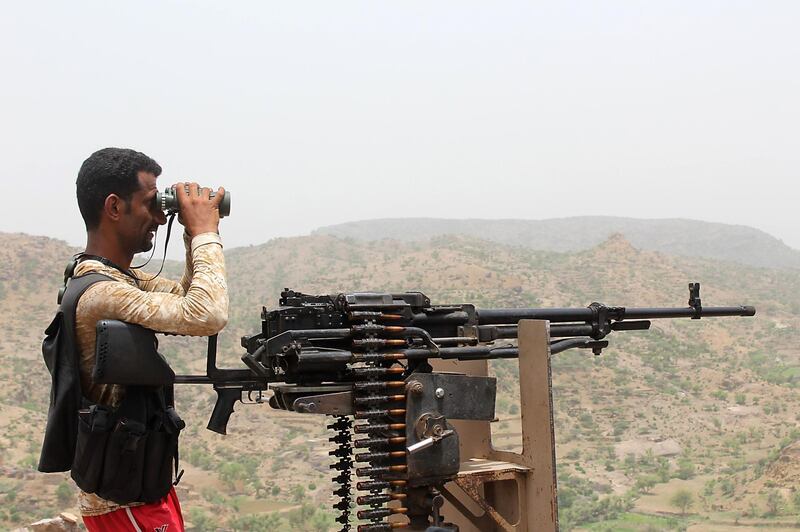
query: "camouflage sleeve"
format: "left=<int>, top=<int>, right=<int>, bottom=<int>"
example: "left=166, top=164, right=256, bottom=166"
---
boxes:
left=79, top=233, right=228, bottom=336
left=179, top=230, right=193, bottom=293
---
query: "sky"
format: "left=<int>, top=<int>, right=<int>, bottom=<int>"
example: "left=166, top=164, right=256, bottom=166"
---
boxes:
left=1, top=1, right=798, bottom=257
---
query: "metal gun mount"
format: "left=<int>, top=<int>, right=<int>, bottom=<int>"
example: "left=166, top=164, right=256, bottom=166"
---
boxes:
left=275, top=371, right=496, bottom=482
left=432, top=321, right=560, bottom=532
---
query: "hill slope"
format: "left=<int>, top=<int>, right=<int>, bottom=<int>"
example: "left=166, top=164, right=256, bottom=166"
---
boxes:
left=1, top=230, right=800, bottom=530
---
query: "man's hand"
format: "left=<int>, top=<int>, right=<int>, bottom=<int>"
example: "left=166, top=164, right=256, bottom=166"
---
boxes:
left=175, top=182, right=225, bottom=237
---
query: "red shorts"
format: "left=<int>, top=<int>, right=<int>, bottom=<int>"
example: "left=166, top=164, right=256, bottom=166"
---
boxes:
left=83, top=488, right=184, bottom=532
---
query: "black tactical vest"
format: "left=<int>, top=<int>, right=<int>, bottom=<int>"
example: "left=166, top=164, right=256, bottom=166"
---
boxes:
left=38, top=272, right=184, bottom=504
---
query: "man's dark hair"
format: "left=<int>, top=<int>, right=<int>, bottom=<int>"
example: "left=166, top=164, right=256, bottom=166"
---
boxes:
left=76, top=148, right=162, bottom=229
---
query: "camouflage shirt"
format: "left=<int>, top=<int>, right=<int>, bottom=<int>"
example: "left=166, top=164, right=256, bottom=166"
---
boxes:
left=73, top=231, right=228, bottom=516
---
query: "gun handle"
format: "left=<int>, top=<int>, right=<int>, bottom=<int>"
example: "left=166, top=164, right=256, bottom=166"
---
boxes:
left=207, top=386, right=241, bottom=435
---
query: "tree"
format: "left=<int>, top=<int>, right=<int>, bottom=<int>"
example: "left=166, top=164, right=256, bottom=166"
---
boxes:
left=187, top=508, right=219, bottom=530
left=765, top=489, right=784, bottom=516
left=675, top=458, right=696, bottom=480
left=792, top=489, right=800, bottom=513
left=219, top=461, right=247, bottom=490
left=702, top=479, right=716, bottom=498
left=309, top=510, right=334, bottom=532
left=287, top=504, right=316, bottom=529
left=656, top=457, right=671, bottom=482
left=670, top=489, right=694, bottom=515
left=291, top=484, right=306, bottom=503
left=228, top=513, right=282, bottom=531
left=634, top=475, right=657, bottom=494
left=623, top=453, right=638, bottom=473
left=55, top=481, right=73, bottom=506
left=720, top=477, right=735, bottom=497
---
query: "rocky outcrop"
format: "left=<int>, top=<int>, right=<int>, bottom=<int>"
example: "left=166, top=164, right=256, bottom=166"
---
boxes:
left=13, top=513, right=81, bottom=532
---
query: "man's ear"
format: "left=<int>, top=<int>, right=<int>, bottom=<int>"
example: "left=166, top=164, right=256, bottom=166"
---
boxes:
left=103, top=194, right=126, bottom=222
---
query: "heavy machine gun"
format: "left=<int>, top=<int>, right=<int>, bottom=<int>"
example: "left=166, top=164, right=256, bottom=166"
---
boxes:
left=154, top=283, right=754, bottom=531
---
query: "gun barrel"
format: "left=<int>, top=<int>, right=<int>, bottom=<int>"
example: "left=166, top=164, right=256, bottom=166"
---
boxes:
left=477, top=305, right=755, bottom=324
left=477, top=307, right=593, bottom=324
left=623, top=306, right=756, bottom=319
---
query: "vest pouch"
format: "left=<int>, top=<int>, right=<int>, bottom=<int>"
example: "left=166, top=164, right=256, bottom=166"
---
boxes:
left=97, top=418, right=148, bottom=505
left=42, top=312, right=63, bottom=404
left=140, top=429, right=178, bottom=502
left=141, top=405, right=184, bottom=502
left=70, top=406, right=113, bottom=493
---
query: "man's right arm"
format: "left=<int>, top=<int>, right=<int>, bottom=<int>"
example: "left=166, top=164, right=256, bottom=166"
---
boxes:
left=79, top=234, right=228, bottom=336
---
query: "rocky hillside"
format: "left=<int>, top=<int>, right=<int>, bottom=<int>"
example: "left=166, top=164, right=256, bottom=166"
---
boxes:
left=315, top=217, right=800, bottom=270
left=1, top=229, right=799, bottom=531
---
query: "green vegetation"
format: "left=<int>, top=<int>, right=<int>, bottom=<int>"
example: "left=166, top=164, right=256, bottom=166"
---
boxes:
left=558, top=472, right=633, bottom=530
left=582, top=512, right=685, bottom=531
left=747, top=351, right=800, bottom=387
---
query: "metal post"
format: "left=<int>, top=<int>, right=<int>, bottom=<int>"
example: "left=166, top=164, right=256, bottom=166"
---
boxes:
left=433, top=320, right=558, bottom=531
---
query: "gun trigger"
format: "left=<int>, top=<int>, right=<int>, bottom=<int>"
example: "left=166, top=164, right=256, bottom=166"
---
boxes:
left=246, top=390, right=266, bottom=404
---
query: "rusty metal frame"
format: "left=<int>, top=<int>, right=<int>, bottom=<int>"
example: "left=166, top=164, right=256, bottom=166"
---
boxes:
left=432, top=320, right=559, bottom=532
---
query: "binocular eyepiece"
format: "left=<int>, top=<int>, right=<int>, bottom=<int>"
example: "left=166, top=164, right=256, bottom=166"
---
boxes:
left=155, top=185, right=231, bottom=218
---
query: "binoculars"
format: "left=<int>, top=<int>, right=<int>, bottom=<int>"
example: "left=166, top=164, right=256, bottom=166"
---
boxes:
left=156, top=185, right=231, bottom=218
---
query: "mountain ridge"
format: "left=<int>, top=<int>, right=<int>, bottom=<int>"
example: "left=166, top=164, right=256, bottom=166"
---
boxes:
left=314, top=216, right=799, bottom=269
left=6, top=212, right=797, bottom=271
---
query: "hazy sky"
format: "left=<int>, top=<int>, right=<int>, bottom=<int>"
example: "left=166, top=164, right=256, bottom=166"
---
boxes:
left=2, top=1, right=798, bottom=256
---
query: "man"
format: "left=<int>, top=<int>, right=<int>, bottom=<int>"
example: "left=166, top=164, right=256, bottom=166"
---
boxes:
left=65, top=148, right=227, bottom=531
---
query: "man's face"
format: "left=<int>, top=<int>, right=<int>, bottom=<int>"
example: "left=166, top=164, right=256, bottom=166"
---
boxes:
left=119, top=171, right=167, bottom=254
